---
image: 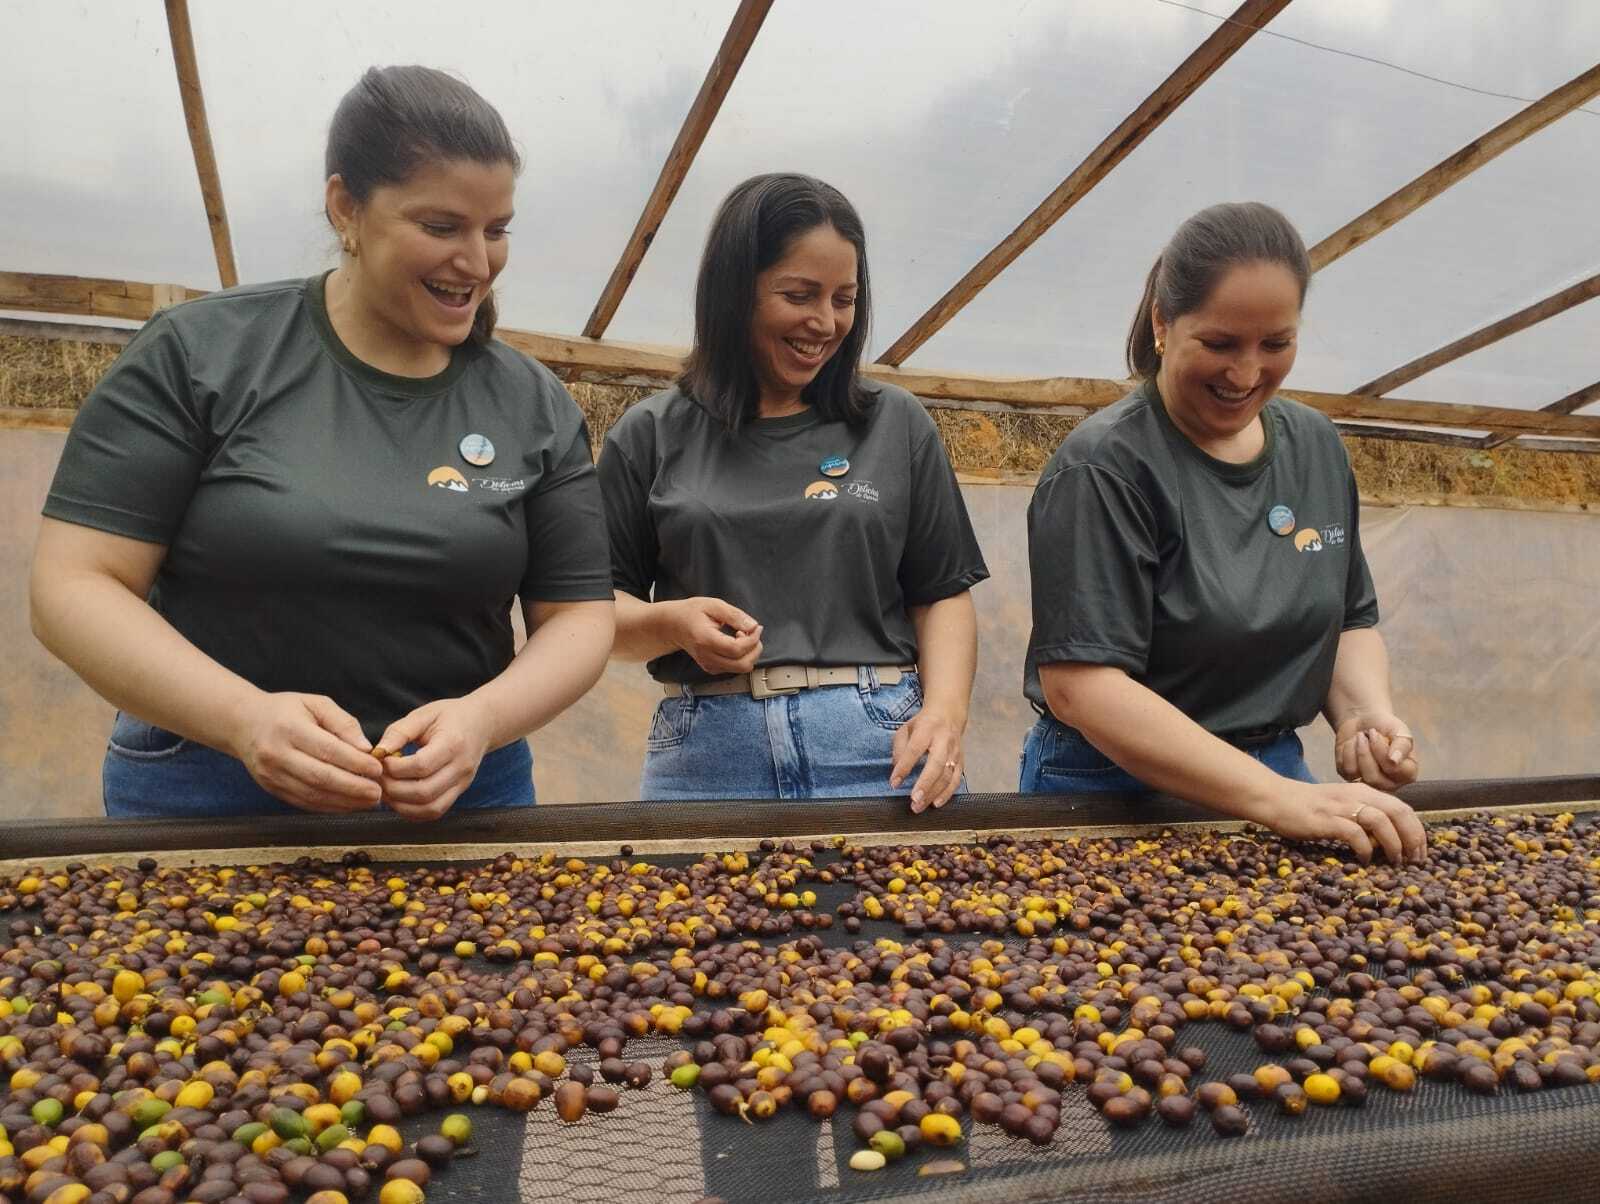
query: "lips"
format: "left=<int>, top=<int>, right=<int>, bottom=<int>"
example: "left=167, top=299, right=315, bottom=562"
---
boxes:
left=1208, top=382, right=1258, bottom=407
left=783, top=337, right=829, bottom=366
left=424, top=280, right=475, bottom=310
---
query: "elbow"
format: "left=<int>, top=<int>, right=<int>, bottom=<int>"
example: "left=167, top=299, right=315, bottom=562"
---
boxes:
left=1039, top=663, right=1119, bottom=732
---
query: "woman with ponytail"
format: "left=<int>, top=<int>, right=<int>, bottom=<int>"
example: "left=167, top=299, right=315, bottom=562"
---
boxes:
left=31, top=66, right=615, bottom=819
left=1020, top=202, right=1426, bottom=865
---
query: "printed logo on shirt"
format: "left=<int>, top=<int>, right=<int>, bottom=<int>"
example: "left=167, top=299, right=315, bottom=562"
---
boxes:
left=427, top=466, right=470, bottom=493
left=1294, top=528, right=1324, bottom=553
left=1320, top=523, right=1346, bottom=546
left=803, top=480, right=839, bottom=500
left=846, top=480, right=880, bottom=503
left=472, top=477, right=528, bottom=495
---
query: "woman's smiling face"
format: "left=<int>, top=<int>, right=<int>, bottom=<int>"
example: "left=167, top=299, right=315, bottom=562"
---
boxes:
left=748, top=223, right=859, bottom=413
left=1153, top=260, right=1302, bottom=455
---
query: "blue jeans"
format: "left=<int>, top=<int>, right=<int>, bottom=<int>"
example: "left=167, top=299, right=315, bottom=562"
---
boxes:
left=102, top=712, right=536, bottom=819
left=641, top=668, right=943, bottom=800
left=1018, top=712, right=1316, bottom=795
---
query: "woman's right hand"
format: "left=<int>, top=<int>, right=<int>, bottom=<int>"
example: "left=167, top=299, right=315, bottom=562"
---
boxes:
left=1265, top=781, right=1427, bottom=866
left=665, top=597, right=763, bottom=676
left=228, top=692, right=385, bottom=813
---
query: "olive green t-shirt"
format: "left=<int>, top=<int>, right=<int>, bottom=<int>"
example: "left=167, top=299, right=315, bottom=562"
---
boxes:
left=43, top=275, right=614, bottom=742
left=1024, top=381, right=1378, bottom=735
left=599, top=384, right=989, bottom=684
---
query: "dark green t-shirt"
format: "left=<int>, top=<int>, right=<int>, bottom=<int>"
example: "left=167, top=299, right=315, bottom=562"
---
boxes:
left=598, top=384, right=989, bottom=684
left=43, top=275, right=613, bottom=742
left=1024, top=381, right=1377, bottom=735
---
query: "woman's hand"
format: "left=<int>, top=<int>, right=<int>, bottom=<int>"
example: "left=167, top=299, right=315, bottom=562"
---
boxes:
left=891, top=709, right=966, bottom=814
left=228, top=692, right=384, bottom=814
left=1334, top=712, right=1418, bottom=790
left=1265, top=781, right=1427, bottom=865
left=374, top=698, right=497, bottom=822
left=666, top=597, right=763, bottom=676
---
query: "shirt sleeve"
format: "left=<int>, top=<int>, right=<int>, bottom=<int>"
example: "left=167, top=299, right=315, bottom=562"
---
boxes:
left=595, top=417, right=659, bottom=602
left=898, top=419, right=990, bottom=605
left=1027, top=462, right=1158, bottom=674
left=519, top=403, right=616, bottom=603
left=41, top=313, right=207, bottom=544
left=1340, top=467, right=1379, bottom=630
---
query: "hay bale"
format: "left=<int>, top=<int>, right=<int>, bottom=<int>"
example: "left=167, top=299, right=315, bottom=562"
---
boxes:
left=2, top=333, right=1595, bottom=507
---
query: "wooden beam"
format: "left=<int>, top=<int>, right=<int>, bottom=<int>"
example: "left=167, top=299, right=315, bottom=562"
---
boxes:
left=581, top=0, right=773, bottom=339
left=7, top=281, right=1598, bottom=447
left=0, top=271, right=205, bottom=322
left=1310, top=62, right=1600, bottom=271
left=1480, top=379, right=1600, bottom=450
left=164, top=0, right=239, bottom=289
left=0, top=407, right=79, bottom=432
left=1352, top=272, right=1600, bottom=397
left=874, top=0, right=1290, bottom=368
left=0, top=316, right=135, bottom=346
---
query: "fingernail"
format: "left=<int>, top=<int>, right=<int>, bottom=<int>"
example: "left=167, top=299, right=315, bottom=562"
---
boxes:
left=912, top=791, right=924, bottom=806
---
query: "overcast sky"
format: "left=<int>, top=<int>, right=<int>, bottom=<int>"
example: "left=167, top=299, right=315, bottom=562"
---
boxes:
left=3, top=0, right=1597, bottom=414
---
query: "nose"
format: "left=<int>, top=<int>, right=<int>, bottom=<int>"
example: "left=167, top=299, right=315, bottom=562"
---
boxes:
left=454, top=233, right=491, bottom=281
left=803, top=298, right=835, bottom=337
left=1224, top=353, right=1260, bottom=389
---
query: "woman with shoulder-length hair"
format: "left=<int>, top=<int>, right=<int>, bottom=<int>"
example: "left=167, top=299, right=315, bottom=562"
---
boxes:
left=31, top=65, right=615, bottom=819
left=1020, top=201, right=1427, bottom=865
left=599, top=173, right=988, bottom=809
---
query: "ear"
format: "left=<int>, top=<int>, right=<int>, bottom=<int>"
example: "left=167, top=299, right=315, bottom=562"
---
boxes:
left=325, top=174, right=359, bottom=237
left=1150, top=299, right=1169, bottom=347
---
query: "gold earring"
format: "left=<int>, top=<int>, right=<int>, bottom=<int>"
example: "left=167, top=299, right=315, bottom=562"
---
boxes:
left=342, top=233, right=358, bottom=258
left=1154, top=339, right=1165, bottom=356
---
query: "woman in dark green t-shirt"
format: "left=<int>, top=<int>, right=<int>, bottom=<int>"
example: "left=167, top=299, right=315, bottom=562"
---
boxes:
left=31, top=67, right=615, bottom=820
left=599, top=175, right=989, bottom=810
left=1021, top=202, right=1426, bottom=866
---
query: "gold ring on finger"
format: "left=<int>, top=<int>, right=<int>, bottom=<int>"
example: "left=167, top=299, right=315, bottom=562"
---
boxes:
left=1350, top=803, right=1367, bottom=821
left=944, top=760, right=958, bottom=771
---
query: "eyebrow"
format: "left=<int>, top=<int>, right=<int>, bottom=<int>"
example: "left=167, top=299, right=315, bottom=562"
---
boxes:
left=1195, top=326, right=1297, bottom=338
left=772, top=275, right=857, bottom=289
left=410, top=206, right=516, bottom=223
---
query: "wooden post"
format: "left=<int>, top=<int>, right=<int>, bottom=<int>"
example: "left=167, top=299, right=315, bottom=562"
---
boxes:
left=874, top=0, right=1291, bottom=367
left=1352, top=272, right=1600, bottom=397
left=164, top=0, right=239, bottom=289
left=1310, top=62, right=1600, bottom=271
left=581, top=0, right=773, bottom=339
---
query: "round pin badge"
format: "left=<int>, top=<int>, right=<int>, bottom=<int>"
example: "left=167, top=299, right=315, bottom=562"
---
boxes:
left=1267, top=504, right=1295, bottom=536
left=820, top=455, right=850, bottom=478
left=459, top=433, right=495, bottom=467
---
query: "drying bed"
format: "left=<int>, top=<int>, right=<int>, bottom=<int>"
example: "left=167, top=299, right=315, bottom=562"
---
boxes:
left=2, top=777, right=1599, bottom=1204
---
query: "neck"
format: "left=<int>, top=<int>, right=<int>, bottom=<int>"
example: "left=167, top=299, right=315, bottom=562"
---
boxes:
left=325, top=267, right=451, bottom=378
left=756, top=389, right=807, bottom=419
left=1154, top=369, right=1265, bottom=463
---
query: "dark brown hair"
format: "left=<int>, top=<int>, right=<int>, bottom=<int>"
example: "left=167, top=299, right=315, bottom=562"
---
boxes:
left=679, top=173, right=876, bottom=430
left=1126, top=202, right=1311, bottom=379
left=325, top=66, right=520, bottom=345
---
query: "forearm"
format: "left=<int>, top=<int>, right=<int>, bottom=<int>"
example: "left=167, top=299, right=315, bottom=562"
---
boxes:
left=610, top=590, right=681, bottom=662
left=31, top=569, right=262, bottom=755
left=909, top=593, right=976, bottom=729
left=1323, top=627, right=1395, bottom=729
left=466, top=599, right=615, bottom=747
left=1043, top=665, right=1291, bottom=825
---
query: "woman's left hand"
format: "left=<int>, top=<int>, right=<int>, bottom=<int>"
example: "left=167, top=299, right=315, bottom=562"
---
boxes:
left=375, top=698, right=495, bottom=821
left=890, top=709, right=966, bottom=814
left=1334, top=712, right=1419, bottom=791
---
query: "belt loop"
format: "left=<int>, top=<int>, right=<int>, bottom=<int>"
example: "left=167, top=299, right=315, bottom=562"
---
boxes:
left=865, top=665, right=880, bottom=691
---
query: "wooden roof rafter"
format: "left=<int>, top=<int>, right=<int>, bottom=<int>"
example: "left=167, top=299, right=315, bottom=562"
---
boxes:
left=581, top=0, right=774, bottom=340
left=1351, top=272, right=1600, bottom=397
left=164, top=0, right=238, bottom=289
left=1481, top=379, right=1600, bottom=451
left=873, top=0, right=1292, bottom=368
left=1309, top=61, right=1600, bottom=271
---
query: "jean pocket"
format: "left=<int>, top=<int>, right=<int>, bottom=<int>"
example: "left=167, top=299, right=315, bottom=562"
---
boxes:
left=107, top=712, right=191, bottom=760
left=646, top=695, right=697, bottom=751
left=1039, top=723, right=1123, bottom=775
left=859, top=674, right=923, bottom=731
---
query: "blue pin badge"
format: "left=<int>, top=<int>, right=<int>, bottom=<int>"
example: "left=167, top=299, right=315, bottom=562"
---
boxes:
left=459, top=433, right=496, bottom=467
left=820, top=455, right=850, bottom=478
left=1267, top=504, right=1295, bottom=536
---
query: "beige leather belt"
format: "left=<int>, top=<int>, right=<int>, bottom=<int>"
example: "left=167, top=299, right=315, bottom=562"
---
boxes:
left=664, top=664, right=916, bottom=700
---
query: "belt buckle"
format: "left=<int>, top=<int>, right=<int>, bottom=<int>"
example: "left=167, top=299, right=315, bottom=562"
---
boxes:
left=749, top=667, right=799, bottom=700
